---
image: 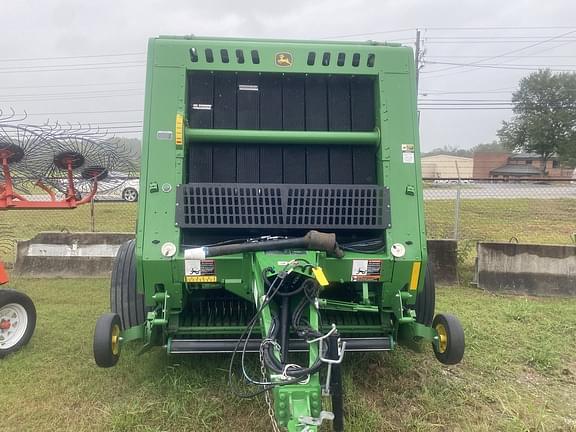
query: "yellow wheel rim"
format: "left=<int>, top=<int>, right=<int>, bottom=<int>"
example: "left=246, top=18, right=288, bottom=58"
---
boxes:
left=111, top=324, right=120, bottom=356
left=436, top=323, right=448, bottom=353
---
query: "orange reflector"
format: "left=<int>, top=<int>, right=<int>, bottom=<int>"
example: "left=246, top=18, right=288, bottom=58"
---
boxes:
left=175, top=113, right=184, bottom=145
left=409, top=261, right=421, bottom=291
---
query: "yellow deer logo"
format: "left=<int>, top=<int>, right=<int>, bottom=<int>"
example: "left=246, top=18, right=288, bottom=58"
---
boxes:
left=275, top=52, right=293, bottom=67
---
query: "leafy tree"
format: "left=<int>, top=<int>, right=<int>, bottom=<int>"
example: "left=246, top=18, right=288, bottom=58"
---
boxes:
left=423, top=145, right=472, bottom=157
left=471, top=141, right=505, bottom=153
left=498, top=70, right=576, bottom=172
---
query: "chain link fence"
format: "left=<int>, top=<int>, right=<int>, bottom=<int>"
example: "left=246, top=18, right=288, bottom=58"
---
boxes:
left=424, top=178, right=576, bottom=245
left=1, top=179, right=575, bottom=264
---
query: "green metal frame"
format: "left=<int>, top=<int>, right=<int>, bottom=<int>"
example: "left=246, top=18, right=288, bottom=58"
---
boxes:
left=126, top=35, right=433, bottom=431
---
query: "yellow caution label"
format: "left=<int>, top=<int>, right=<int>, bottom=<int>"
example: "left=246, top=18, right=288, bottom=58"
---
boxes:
left=409, top=261, right=422, bottom=291
left=312, top=267, right=329, bottom=286
left=175, top=113, right=184, bottom=145
left=185, top=275, right=217, bottom=283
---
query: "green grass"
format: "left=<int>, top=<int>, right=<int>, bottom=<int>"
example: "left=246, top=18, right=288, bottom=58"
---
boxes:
left=425, top=198, right=576, bottom=244
left=0, top=202, right=137, bottom=263
left=2, top=198, right=574, bottom=265
left=2, top=278, right=575, bottom=431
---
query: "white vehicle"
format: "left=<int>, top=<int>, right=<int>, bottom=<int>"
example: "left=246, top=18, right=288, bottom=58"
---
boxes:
left=54, top=173, right=139, bottom=201
left=120, top=179, right=139, bottom=202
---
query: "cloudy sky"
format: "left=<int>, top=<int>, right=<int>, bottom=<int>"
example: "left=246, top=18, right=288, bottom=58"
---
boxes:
left=1, top=0, right=575, bottom=151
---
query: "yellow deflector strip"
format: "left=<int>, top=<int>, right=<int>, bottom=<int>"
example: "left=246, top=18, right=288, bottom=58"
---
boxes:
left=409, top=262, right=422, bottom=291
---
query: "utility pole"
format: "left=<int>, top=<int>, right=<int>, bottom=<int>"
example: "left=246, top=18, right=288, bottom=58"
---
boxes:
left=415, top=28, right=421, bottom=91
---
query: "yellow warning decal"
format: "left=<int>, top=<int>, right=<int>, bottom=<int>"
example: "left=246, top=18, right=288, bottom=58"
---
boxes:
left=185, top=275, right=217, bottom=283
left=409, top=261, right=422, bottom=291
left=175, top=113, right=184, bottom=145
left=312, top=267, right=329, bottom=287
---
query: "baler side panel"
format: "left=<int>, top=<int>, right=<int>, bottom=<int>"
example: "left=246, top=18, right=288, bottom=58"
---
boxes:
left=379, top=68, right=427, bottom=303
left=137, top=57, right=187, bottom=313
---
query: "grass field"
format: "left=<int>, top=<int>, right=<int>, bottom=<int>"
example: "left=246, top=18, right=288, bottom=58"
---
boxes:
left=1, top=198, right=574, bottom=265
left=0, top=202, right=137, bottom=263
left=2, top=278, right=575, bottom=432
left=424, top=198, right=575, bottom=245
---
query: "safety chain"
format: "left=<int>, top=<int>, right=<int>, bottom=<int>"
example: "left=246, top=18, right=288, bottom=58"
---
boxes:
left=260, top=343, right=282, bottom=432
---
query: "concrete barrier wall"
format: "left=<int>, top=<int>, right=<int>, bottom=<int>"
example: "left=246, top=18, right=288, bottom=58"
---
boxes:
left=15, top=232, right=460, bottom=284
left=476, top=242, right=576, bottom=296
left=15, top=232, right=134, bottom=278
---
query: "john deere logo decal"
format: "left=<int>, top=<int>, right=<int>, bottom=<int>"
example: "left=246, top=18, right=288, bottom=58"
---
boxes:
left=275, top=52, right=293, bottom=67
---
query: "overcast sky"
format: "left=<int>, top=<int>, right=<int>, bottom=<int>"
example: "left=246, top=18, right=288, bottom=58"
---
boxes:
left=1, top=0, right=575, bottom=151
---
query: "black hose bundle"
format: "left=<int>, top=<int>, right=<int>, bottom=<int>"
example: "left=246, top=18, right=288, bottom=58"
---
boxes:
left=187, top=230, right=345, bottom=259
left=228, top=264, right=329, bottom=397
left=261, top=278, right=325, bottom=378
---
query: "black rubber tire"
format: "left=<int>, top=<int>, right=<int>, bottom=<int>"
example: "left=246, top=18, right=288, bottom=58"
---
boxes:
left=110, top=240, right=145, bottom=330
left=0, top=289, right=37, bottom=358
left=93, top=313, right=122, bottom=368
left=415, top=264, right=435, bottom=326
left=432, top=314, right=465, bottom=365
left=122, top=187, right=138, bottom=202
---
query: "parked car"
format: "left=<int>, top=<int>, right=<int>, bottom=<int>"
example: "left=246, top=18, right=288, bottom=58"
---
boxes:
left=54, top=173, right=139, bottom=201
left=120, top=179, right=139, bottom=202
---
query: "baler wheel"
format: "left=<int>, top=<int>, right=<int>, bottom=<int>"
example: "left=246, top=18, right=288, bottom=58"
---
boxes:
left=111, top=240, right=145, bottom=329
left=93, top=313, right=122, bottom=368
left=0, top=290, right=37, bottom=358
left=432, top=314, right=465, bottom=365
left=415, top=264, right=435, bottom=326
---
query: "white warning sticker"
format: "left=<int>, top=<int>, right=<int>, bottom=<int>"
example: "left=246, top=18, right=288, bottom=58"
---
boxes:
left=402, top=143, right=415, bottom=164
left=185, top=259, right=216, bottom=282
left=351, top=259, right=382, bottom=281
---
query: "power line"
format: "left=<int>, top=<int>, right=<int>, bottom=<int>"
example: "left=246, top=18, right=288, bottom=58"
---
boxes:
left=0, top=81, right=142, bottom=91
left=41, top=120, right=143, bottom=126
left=427, top=55, right=576, bottom=59
left=0, top=88, right=143, bottom=98
left=424, top=26, right=576, bottom=30
left=423, top=29, right=576, bottom=76
left=420, top=99, right=513, bottom=102
left=319, top=28, right=414, bottom=40
left=0, top=63, right=145, bottom=74
left=420, top=90, right=515, bottom=95
left=423, top=61, right=576, bottom=71
left=420, top=107, right=513, bottom=110
left=319, top=26, right=576, bottom=40
left=9, top=109, right=144, bottom=116
left=0, top=92, right=144, bottom=103
left=426, top=36, right=576, bottom=40
left=424, top=39, right=576, bottom=44
left=0, top=60, right=145, bottom=71
left=0, top=52, right=144, bottom=63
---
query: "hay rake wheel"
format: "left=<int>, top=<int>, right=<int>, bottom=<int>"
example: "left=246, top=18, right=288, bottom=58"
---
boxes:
left=0, top=112, right=138, bottom=357
left=0, top=224, right=37, bottom=358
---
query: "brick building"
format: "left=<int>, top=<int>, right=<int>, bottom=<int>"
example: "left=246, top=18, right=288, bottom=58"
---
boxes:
left=472, top=152, right=509, bottom=178
left=472, top=152, right=574, bottom=179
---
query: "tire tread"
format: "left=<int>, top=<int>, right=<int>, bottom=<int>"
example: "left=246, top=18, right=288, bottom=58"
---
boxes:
left=110, top=240, right=144, bottom=329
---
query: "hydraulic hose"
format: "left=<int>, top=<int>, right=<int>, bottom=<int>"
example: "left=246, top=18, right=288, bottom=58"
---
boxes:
left=184, top=230, right=344, bottom=259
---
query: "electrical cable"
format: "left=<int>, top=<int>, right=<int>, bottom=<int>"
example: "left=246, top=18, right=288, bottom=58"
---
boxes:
left=228, top=263, right=308, bottom=397
left=228, top=262, right=330, bottom=398
left=341, top=237, right=386, bottom=253
left=422, top=29, right=576, bottom=78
